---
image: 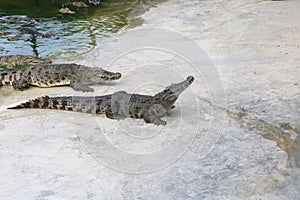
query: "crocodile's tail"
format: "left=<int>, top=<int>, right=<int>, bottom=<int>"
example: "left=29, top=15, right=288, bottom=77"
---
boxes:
left=8, top=96, right=73, bottom=110
left=8, top=95, right=107, bottom=114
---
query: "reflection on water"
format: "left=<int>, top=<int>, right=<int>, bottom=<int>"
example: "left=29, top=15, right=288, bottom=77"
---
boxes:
left=0, top=0, right=143, bottom=59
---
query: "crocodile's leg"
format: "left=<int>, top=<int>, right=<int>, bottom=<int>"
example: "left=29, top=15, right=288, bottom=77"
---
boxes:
left=105, top=108, right=115, bottom=119
left=143, top=104, right=167, bottom=126
left=104, top=91, right=132, bottom=120
left=12, top=75, right=31, bottom=90
left=109, top=91, right=130, bottom=120
left=104, top=91, right=129, bottom=120
left=70, top=75, right=94, bottom=92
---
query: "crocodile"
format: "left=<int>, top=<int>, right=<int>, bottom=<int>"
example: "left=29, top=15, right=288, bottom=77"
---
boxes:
left=1, top=16, right=37, bottom=25
left=0, top=63, right=122, bottom=92
left=8, top=76, right=194, bottom=125
left=0, top=55, right=52, bottom=68
left=71, top=1, right=89, bottom=7
left=89, top=0, right=101, bottom=6
left=59, top=7, right=76, bottom=14
left=0, top=31, right=11, bottom=36
left=7, top=36, right=30, bottom=42
left=16, top=27, right=52, bottom=38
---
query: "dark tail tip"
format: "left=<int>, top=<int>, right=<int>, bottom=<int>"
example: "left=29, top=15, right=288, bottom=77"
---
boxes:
left=7, top=96, right=51, bottom=110
left=8, top=101, right=31, bottom=109
left=8, top=104, right=26, bottom=109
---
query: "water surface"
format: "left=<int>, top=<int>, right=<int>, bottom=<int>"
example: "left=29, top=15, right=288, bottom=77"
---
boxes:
left=0, top=0, right=143, bottom=59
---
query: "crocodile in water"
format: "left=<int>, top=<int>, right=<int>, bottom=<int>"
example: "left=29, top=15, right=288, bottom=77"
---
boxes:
left=0, top=55, right=52, bottom=68
left=89, top=0, right=101, bottom=6
left=0, top=63, right=122, bottom=92
left=1, top=16, right=37, bottom=25
left=8, top=76, right=194, bottom=125
left=16, top=27, right=52, bottom=38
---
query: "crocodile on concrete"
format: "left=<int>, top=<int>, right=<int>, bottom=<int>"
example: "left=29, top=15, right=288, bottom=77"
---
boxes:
left=0, top=63, right=122, bottom=92
left=0, top=55, right=52, bottom=68
left=8, top=76, right=194, bottom=125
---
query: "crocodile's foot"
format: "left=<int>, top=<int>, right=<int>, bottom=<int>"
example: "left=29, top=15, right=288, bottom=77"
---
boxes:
left=105, top=110, right=125, bottom=120
left=143, top=115, right=167, bottom=126
left=71, top=84, right=94, bottom=92
left=12, top=80, right=29, bottom=90
left=143, top=104, right=167, bottom=126
left=105, top=108, right=125, bottom=120
left=70, top=76, right=94, bottom=92
left=143, top=109, right=167, bottom=126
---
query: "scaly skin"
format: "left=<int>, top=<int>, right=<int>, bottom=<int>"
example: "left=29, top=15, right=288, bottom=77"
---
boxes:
left=0, top=63, right=122, bottom=92
left=8, top=76, right=194, bottom=125
left=0, top=55, right=52, bottom=68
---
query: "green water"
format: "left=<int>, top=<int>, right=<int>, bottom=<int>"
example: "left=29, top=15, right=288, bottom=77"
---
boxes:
left=0, top=0, right=142, bottom=59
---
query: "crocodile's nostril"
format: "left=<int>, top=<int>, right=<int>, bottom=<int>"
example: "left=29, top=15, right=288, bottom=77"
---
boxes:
left=116, top=72, right=122, bottom=78
left=187, top=76, right=194, bottom=83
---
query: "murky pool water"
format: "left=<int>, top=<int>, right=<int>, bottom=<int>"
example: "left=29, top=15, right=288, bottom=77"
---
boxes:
left=0, top=0, right=143, bottom=59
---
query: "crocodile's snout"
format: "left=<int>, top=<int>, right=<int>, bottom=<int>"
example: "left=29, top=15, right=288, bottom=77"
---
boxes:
left=187, top=76, right=194, bottom=83
left=115, top=72, right=122, bottom=79
left=109, top=72, right=121, bottom=80
left=101, top=71, right=122, bottom=80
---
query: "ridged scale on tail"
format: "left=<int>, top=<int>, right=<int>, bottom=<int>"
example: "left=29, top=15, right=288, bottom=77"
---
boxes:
left=0, top=70, right=23, bottom=86
left=8, top=96, right=72, bottom=110
left=8, top=95, right=111, bottom=114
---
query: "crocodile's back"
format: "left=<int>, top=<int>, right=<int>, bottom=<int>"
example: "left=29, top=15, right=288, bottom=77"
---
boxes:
left=27, top=64, right=73, bottom=87
left=0, top=64, right=73, bottom=87
left=0, top=55, right=52, bottom=68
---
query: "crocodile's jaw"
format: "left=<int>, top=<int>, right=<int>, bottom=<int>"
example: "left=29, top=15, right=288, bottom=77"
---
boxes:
left=81, top=68, right=122, bottom=85
left=154, top=76, right=194, bottom=110
left=86, top=72, right=121, bottom=84
left=166, top=76, right=194, bottom=97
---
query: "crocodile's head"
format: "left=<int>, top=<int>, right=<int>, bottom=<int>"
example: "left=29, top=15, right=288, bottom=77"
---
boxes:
left=82, top=67, right=122, bottom=84
left=154, top=76, right=194, bottom=110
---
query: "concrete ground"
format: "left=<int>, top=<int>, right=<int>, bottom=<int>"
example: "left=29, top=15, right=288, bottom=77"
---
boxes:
left=0, top=0, right=299, bottom=199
